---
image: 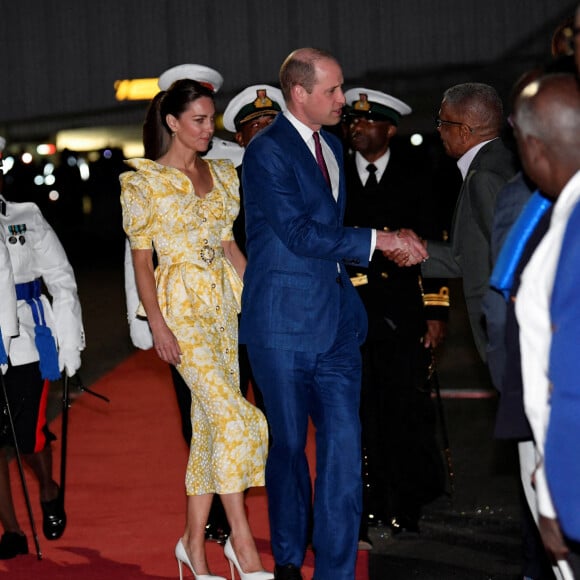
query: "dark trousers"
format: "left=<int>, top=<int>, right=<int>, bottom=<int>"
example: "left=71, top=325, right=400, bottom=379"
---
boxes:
left=359, top=334, right=445, bottom=531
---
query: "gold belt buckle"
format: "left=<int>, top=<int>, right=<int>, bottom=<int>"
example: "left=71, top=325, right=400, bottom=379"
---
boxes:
left=200, top=247, right=215, bottom=264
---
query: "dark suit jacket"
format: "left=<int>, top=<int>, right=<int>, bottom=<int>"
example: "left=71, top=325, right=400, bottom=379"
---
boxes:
left=239, top=113, right=371, bottom=353
left=491, top=207, right=552, bottom=440
left=422, top=138, right=518, bottom=359
left=482, top=172, right=533, bottom=392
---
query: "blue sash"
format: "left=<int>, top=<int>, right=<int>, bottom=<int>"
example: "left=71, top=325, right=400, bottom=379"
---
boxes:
left=0, top=327, right=7, bottom=365
left=15, top=279, right=61, bottom=380
left=489, top=191, right=552, bottom=301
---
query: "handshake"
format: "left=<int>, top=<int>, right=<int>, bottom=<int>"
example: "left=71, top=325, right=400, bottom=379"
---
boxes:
left=376, top=228, right=428, bottom=266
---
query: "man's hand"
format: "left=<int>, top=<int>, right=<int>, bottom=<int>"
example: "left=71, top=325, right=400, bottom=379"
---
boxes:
left=539, top=514, right=569, bottom=561
left=424, top=320, right=447, bottom=349
left=376, top=228, right=428, bottom=266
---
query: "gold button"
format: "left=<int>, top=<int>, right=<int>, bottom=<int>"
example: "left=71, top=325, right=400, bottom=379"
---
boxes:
left=381, top=272, right=389, bottom=279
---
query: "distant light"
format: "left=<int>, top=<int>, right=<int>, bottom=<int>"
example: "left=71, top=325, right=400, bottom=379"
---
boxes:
left=3, top=157, right=14, bottom=173
left=43, top=163, right=55, bottom=175
left=410, top=133, right=423, bottom=146
left=21, top=152, right=33, bottom=164
left=49, top=190, right=60, bottom=201
left=114, top=78, right=159, bottom=101
left=44, top=174, right=56, bottom=186
left=37, top=143, right=57, bottom=155
left=78, top=158, right=90, bottom=181
left=103, top=149, right=113, bottom=159
left=82, top=195, right=92, bottom=215
left=66, top=155, right=77, bottom=167
left=34, top=175, right=44, bottom=186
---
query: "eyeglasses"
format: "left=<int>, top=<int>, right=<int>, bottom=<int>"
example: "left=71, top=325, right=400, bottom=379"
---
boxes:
left=435, top=117, right=474, bottom=133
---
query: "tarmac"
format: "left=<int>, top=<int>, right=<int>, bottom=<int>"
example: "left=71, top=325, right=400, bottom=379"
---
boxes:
left=50, top=244, right=528, bottom=580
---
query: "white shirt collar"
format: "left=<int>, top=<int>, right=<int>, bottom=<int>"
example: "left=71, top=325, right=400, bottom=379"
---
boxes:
left=457, top=138, right=495, bottom=180
left=354, top=149, right=390, bottom=183
left=284, top=110, right=318, bottom=146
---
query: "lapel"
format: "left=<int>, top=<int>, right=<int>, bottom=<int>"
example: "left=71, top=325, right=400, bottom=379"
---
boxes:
left=450, top=141, right=494, bottom=234
left=277, top=116, right=341, bottom=216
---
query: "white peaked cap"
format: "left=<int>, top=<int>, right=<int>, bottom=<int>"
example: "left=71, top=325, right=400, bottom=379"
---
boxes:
left=222, top=84, right=285, bottom=133
left=158, top=64, right=224, bottom=92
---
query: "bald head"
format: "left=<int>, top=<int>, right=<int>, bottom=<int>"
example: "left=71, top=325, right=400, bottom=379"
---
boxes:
left=513, top=73, right=580, bottom=198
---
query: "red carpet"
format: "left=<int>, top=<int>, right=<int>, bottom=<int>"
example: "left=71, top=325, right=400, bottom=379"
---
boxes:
left=2, top=349, right=368, bottom=579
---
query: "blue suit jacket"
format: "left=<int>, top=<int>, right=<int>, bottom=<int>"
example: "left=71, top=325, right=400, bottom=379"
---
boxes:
left=547, top=199, right=580, bottom=541
left=239, top=114, right=371, bottom=353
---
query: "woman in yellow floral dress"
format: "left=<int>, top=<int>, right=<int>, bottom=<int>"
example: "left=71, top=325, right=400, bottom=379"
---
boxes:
left=120, top=79, right=271, bottom=580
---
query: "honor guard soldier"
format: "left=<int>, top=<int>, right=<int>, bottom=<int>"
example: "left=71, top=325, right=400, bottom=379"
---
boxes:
left=342, top=88, right=449, bottom=545
left=0, top=136, right=85, bottom=559
left=0, top=138, right=17, bottom=378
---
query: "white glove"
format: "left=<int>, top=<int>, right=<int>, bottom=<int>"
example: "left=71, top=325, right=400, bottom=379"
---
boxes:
left=129, top=318, right=154, bottom=350
left=58, top=348, right=82, bottom=378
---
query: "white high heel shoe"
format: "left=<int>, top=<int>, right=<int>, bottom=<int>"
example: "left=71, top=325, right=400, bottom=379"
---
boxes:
left=223, top=537, right=274, bottom=580
left=175, top=538, right=226, bottom=580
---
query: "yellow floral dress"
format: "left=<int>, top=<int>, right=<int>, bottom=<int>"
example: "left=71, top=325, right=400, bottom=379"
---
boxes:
left=120, top=158, right=268, bottom=495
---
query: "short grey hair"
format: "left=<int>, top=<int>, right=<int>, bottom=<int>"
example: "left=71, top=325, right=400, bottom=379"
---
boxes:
left=443, top=82, right=504, bottom=134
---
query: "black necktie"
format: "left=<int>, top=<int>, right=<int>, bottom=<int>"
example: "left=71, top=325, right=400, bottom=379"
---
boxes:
left=313, top=132, right=331, bottom=188
left=366, top=163, right=378, bottom=188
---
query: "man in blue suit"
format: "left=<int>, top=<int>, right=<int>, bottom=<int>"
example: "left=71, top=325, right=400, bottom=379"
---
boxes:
left=240, top=47, right=427, bottom=580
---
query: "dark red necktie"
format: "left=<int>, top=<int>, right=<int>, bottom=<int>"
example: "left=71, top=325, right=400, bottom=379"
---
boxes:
left=313, top=132, right=331, bottom=188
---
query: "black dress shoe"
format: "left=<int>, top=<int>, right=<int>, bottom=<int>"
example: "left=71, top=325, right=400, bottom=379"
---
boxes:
left=389, top=515, right=420, bottom=536
left=0, top=532, right=29, bottom=559
left=41, top=486, right=67, bottom=540
left=204, top=521, right=230, bottom=545
left=274, top=563, right=303, bottom=579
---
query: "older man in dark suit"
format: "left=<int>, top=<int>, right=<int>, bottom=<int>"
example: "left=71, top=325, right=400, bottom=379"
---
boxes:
left=240, top=48, right=427, bottom=580
left=422, top=82, right=518, bottom=361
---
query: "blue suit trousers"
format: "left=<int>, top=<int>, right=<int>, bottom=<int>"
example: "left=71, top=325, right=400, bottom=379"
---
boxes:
left=247, top=289, right=363, bottom=580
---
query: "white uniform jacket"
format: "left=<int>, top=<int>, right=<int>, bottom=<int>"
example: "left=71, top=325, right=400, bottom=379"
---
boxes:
left=0, top=195, right=85, bottom=367
left=0, top=230, right=17, bottom=369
